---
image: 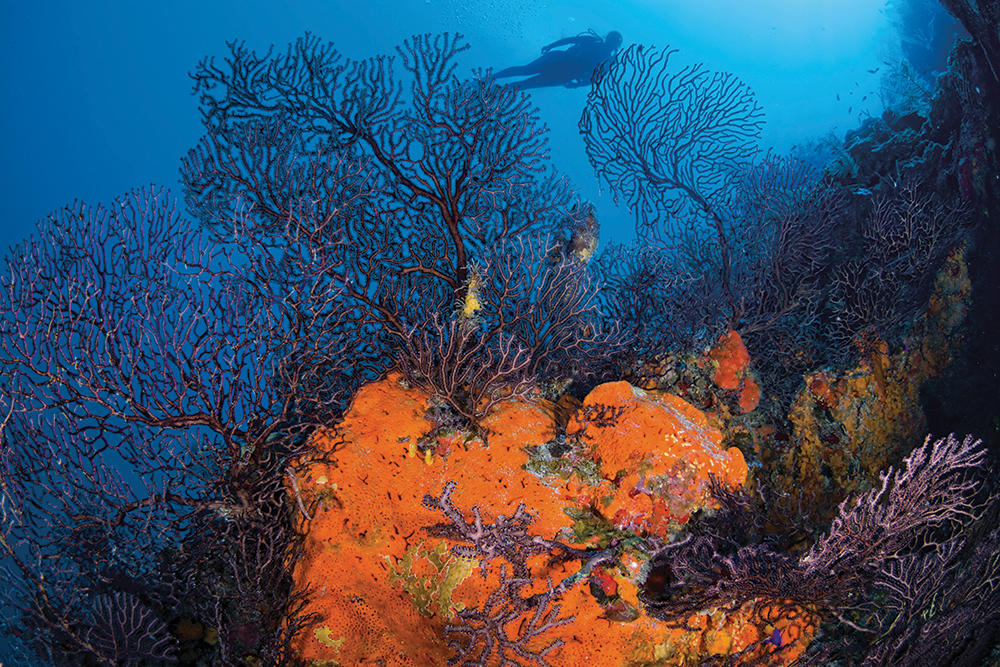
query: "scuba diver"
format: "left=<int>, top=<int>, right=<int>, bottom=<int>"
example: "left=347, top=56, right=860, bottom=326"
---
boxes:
left=495, top=30, right=623, bottom=89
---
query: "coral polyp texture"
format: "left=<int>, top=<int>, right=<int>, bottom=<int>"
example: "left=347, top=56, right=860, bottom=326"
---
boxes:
left=285, top=373, right=821, bottom=666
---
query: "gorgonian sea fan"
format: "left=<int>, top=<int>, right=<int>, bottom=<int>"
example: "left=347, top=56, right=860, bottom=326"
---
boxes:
left=580, top=44, right=764, bottom=231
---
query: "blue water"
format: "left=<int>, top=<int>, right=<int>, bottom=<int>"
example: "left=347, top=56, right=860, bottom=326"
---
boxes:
left=2, top=0, right=908, bottom=253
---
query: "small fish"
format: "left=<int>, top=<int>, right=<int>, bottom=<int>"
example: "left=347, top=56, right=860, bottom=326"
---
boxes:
left=836, top=93, right=840, bottom=101
left=848, top=106, right=852, bottom=113
left=862, top=95, right=867, bottom=101
left=867, top=67, right=879, bottom=74
left=855, top=81, right=860, bottom=87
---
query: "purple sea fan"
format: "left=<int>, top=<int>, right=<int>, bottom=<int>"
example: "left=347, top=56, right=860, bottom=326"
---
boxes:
left=801, top=433, right=986, bottom=596
left=85, top=592, right=177, bottom=666
left=581, top=44, right=764, bottom=231
left=444, top=568, right=571, bottom=667
left=641, top=434, right=993, bottom=642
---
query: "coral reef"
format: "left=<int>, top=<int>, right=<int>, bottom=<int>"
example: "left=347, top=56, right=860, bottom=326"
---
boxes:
left=565, top=380, right=747, bottom=535
left=5, top=13, right=1000, bottom=667
left=285, top=374, right=820, bottom=666
left=760, top=245, right=973, bottom=517
left=285, top=373, right=567, bottom=664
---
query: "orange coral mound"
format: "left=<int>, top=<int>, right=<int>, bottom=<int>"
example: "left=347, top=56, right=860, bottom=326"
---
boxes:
left=709, top=330, right=751, bottom=390
left=287, top=373, right=574, bottom=664
left=697, top=601, right=818, bottom=665
left=739, top=376, right=761, bottom=413
left=287, top=374, right=809, bottom=667
left=567, top=381, right=748, bottom=535
left=704, top=330, right=759, bottom=414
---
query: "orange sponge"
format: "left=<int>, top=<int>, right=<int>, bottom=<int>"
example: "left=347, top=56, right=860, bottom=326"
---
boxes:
left=286, top=374, right=808, bottom=666
left=567, top=381, right=748, bottom=536
left=709, top=330, right=751, bottom=390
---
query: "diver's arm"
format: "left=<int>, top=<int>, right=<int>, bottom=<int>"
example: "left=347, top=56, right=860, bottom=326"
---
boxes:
left=541, top=35, right=593, bottom=53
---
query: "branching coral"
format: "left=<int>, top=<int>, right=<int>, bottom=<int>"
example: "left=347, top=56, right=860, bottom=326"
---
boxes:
left=444, top=568, right=572, bottom=667
left=182, top=32, right=589, bottom=401
left=830, top=180, right=973, bottom=351
left=581, top=44, right=763, bottom=320
left=0, top=189, right=321, bottom=666
left=86, top=592, right=177, bottom=666
left=399, top=314, right=535, bottom=426
left=422, top=481, right=554, bottom=579
left=421, top=484, right=582, bottom=666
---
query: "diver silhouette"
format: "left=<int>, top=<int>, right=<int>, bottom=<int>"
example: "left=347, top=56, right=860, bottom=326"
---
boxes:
left=495, top=30, right=623, bottom=89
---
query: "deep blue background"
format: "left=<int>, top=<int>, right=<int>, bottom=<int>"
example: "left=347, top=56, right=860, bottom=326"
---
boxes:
left=1, top=0, right=894, bottom=256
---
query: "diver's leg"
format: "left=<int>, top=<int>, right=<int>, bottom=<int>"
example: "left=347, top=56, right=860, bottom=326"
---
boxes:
left=494, top=65, right=534, bottom=78
left=494, top=52, right=560, bottom=79
left=508, top=70, right=565, bottom=89
left=508, top=75, right=543, bottom=88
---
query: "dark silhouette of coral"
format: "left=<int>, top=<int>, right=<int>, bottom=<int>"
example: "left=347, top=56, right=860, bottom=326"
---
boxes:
left=181, top=33, right=600, bottom=398
left=399, top=313, right=535, bottom=425
left=829, top=180, right=973, bottom=350
left=398, top=233, right=619, bottom=428
left=581, top=44, right=764, bottom=321
left=887, top=0, right=970, bottom=84
left=595, top=240, right=722, bottom=357
left=581, top=48, right=852, bottom=358
left=0, top=189, right=325, bottom=665
left=85, top=592, right=176, bottom=666
left=938, top=0, right=1000, bottom=85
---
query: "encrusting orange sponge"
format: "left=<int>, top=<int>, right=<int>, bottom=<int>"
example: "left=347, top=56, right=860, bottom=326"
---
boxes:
left=286, top=373, right=574, bottom=664
left=286, top=373, right=812, bottom=666
left=707, top=329, right=761, bottom=414
left=709, top=330, right=751, bottom=390
left=567, top=381, right=748, bottom=534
